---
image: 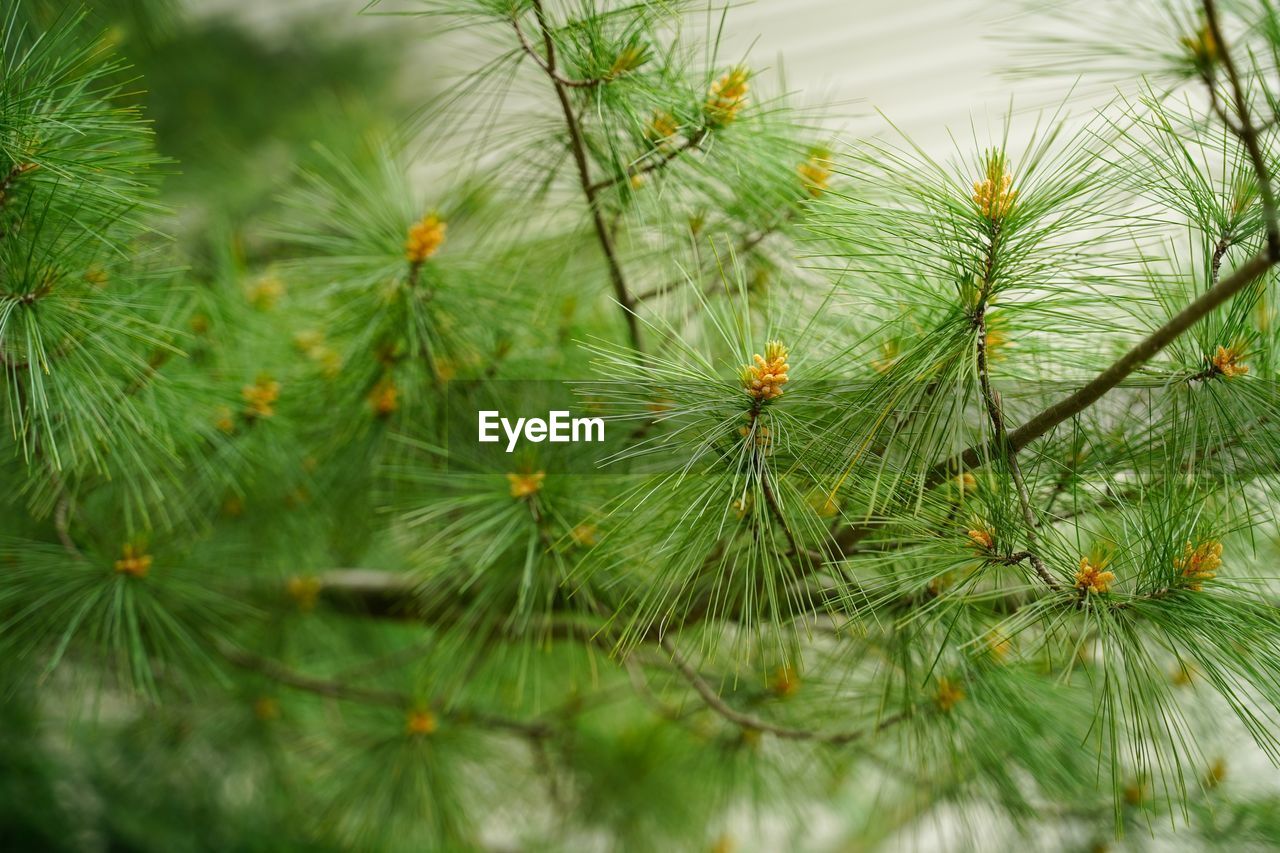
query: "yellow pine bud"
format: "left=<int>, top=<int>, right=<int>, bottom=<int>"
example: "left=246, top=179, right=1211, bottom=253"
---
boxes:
left=246, top=275, right=284, bottom=310
left=797, top=146, right=832, bottom=197
left=507, top=470, right=546, bottom=499
left=769, top=665, right=800, bottom=698
left=741, top=340, right=789, bottom=401
left=935, top=677, right=964, bottom=712
left=253, top=696, right=281, bottom=721
left=368, top=376, right=399, bottom=417
left=1180, top=23, right=1218, bottom=69
left=705, top=67, right=749, bottom=127
left=645, top=109, right=679, bottom=146
left=286, top=575, right=322, bottom=611
left=966, top=525, right=995, bottom=552
left=1074, top=556, right=1116, bottom=595
left=1174, top=539, right=1222, bottom=590
left=114, top=544, right=152, bottom=578
left=406, top=709, right=438, bottom=736
left=242, top=376, right=281, bottom=419
left=972, top=155, right=1017, bottom=220
left=1210, top=344, right=1248, bottom=378
left=608, top=43, right=647, bottom=78
left=214, top=405, right=236, bottom=435
left=570, top=523, right=598, bottom=546
left=405, top=214, right=446, bottom=263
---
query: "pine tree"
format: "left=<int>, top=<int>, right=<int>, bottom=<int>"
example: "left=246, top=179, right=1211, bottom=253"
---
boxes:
left=6, top=0, right=1280, bottom=850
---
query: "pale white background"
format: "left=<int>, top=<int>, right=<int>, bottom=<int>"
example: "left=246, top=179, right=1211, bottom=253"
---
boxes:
left=190, top=0, right=1108, bottom=153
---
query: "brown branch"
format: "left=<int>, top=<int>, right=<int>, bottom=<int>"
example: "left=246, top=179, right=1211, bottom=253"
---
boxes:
left=918, top=14, right=1280, bottom=496
left=123, top=348, right=177, bottom=397
left=511, top=14, right=603, bottom=89
left=245, top=577, right=911, bottom=746
left=969, top=214, right=1060, bottom=591
left=523, top=1, right=642, bottom=352
left=315, top=568, right=420, bottom=618
left=1203, top=0, right=1280, bottom=260
left=747, top=400, right=801, bottom=557
left=759, top=464, right=799, bottom=555
left=657, top=636, right=904, bottom=743
left=305, top=566, right=864, bottom=655
left=273, top=571, right=913, bottom=748
left=1210, top=229, right=1232, bottom=286
left=623, top=655, right=688, bottom=721
left=0, top=162, right=35, bottom=206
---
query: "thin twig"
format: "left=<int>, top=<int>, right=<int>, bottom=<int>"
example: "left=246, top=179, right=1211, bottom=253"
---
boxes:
left=975, top=304, right=1060, bottom=592
left=1203, top=0, right=1280, bottom=259
left=588, top=129, right=708, bottom=194
left=658, top=635, right=904, bottom=743
left=747, top=400, right=800, bottom=556
left=123, top=348, right=176, bottom=397
left=0, top=161, right=36, bottom=242
left=622, top=655, right=686, bottom=721
left=969, top=216, right=1059, bottom=591
left=523, top=1, right=642, bottom=351
left=512, top=14, right=603, bottom=89
left=1210, top=229, right=1232, bottom=286
left=220, top=643, right=410, bottom=706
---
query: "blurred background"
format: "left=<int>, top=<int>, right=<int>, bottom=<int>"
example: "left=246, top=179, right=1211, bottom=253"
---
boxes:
left=50, top=0, right=1112, bottom=221
left=185, top=0, right=1104, bottom=156
left=22, top=0, right=1114, bottom=273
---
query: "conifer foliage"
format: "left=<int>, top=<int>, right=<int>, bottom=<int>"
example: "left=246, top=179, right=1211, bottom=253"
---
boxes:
left=7, top=0, right=1280, bottom=849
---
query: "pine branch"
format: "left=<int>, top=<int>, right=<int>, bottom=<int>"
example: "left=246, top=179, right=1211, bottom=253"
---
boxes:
left=253, top=578, right=913, bottom=746
left=0, top=161, right=36, bottom=219
left=220, top=643, right=409, bottom=706
left=922, top=13, right=1280, bottom=495
left=0, top=159, right=38, bottom=244
left=312, top=569, right=420, bottom=618
left=932, top=248, right=1275, bottom=485
left=748, top=399, right=801, bottom=557
left=122, top=348, right=177, bottom=397
left=51, top=473, right=81, bottom=558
